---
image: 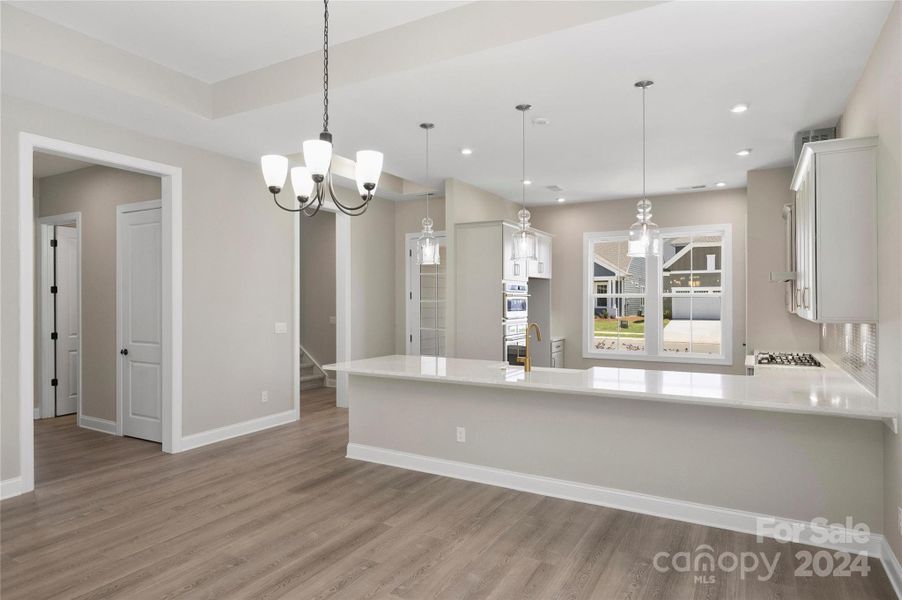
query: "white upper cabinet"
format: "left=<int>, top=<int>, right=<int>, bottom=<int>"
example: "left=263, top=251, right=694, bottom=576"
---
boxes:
left=790, top=137, right=877, bottom=323
left=528, top=231, right=553, bottom=279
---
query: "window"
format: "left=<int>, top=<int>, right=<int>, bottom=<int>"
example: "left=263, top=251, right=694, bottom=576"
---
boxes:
left=583, top=225, right=731, bottom=364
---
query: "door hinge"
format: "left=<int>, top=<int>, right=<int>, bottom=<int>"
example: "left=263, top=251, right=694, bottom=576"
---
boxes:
left=410, top=334, right=413, bottom=342
left=409, top=250, right=412, bottom=257
left=50, top=239, right=58, bottom=247
left=51, top=331, right=58, bottom=340
left=50, top=285, right=58, bottom=294
left=409, top=292, right=413, bottom=300
left=51, top=378, right=58, bottom=387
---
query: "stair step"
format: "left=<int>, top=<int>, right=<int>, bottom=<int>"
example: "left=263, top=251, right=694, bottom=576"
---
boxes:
left=300, top=373, right=324, bottom=383
left=300, top=361, right=315, bottom=369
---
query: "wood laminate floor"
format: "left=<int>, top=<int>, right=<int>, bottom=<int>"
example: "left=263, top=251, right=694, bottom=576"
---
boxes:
left=2, top=388, right=896, bottom=599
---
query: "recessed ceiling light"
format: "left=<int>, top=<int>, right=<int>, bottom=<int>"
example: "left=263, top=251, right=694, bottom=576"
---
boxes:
left=736, top=148, right=752, bottom=157
left=715, top=181, right=726, bottom=187
left=523, top=179, right=532, bottom=185
left=460, top=148, right=473, bottom=156
left=730, top=103, right=749, bottom=113
left=557, top=197, right=566, bottom=203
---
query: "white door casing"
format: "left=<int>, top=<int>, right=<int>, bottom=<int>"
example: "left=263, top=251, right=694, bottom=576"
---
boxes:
left=117, top=201, right=163, bottom=443
left=55, top=225, right=79, bottom=416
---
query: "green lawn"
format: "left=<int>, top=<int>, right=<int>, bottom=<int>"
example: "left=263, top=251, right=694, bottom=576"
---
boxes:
left=594, top=317, right=669, bottom=336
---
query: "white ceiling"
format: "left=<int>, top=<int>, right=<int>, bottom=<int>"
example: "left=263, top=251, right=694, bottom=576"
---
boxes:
left=3, top=1, right=893, bottom=205
left=33, top=153, right=96, bottom=178
left=10, top=1, right=468, bottom=83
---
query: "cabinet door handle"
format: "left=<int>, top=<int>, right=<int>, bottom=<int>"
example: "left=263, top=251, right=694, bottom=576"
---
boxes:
left=803, top=287, right=810, bottom=309
left=538, top=261, right=544, bottom=274
left=514, top=263, right=520, bottom=276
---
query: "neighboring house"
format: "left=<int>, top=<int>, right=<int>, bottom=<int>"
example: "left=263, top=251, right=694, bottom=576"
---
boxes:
left=662, top=238, right=722, bottom=320
left=593, top=248, right=645, bottom=318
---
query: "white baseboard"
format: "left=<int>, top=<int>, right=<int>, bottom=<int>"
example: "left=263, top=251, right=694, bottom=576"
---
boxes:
left=325, top=377, right=336, bottom=388
left=78, top=415, right=117, bottom=435
left=1, top=477, right=24, bottom=500
left=883, top=538, right=902, bottom=599
left=179, top=409, right=297, bottom=452
left=347, top=443, right=887, bottom=559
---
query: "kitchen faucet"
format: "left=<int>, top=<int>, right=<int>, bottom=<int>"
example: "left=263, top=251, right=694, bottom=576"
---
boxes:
left=517, top=322, right=542, bottom=372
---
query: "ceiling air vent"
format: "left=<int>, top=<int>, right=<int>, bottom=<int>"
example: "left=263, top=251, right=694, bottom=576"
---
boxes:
left=794, top=126, right=837, bottom=165
left=546, top=184, right=564, bottom=192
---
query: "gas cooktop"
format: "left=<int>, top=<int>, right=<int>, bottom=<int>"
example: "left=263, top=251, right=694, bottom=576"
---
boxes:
left=755, top=352, right=823, bottom=367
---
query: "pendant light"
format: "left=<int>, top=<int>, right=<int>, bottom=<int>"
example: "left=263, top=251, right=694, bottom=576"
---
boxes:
left=260, top=0, right=383, bottom=217
left=416, top=123, right=440, bottom=266
left=627, top=80, right=662, bottom=258
left=511, top=104, right=538, bottom=261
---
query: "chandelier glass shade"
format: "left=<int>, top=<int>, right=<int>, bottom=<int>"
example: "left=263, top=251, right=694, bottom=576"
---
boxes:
left=416, top=123, right=440, bottom=266
left=627, top=80, right=662, bottom=258
left=260, top=0, right=383, bottom=217
left=511, top=104, right=538, bottom=261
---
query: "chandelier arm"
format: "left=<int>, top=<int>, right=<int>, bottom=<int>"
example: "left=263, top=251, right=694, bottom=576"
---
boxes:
left=273, top=193, right=303, bottom=213
left=326, top=175, right=371, bottom=215
left=302, top=193, right=323, bottom=217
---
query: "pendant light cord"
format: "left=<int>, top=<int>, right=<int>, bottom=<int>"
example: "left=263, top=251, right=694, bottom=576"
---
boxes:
left=322, top=0, right=329, bottom=133
left=642, top=84, right=646, bottom=201
left=425, top=125, right=430, bottom=220
left=521, top=108, right=527, bottom=209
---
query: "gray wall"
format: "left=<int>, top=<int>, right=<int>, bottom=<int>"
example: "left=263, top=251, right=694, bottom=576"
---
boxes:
left=350, top=376, right=884, bottom=529
left=394, top=197, right=446, bottom=354
left=2, top=96, right=295, bottom=480
left=840, top=1, right=902, bottom=560
left=36, top=165, right=162, bottom=422
left=299, top=211, right=336, bottom=365
left=349, top=196, right=396, bottom=360
left=530, top=188, right=748, bottom=374
left=745, top=167, right=820, bottom=353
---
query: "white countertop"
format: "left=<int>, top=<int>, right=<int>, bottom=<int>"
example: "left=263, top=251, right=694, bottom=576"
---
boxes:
left=324, top=355, right=897, bottom=430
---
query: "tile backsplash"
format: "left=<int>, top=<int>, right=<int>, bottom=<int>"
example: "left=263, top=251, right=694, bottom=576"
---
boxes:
left=820, top=323, right=878, bottom=395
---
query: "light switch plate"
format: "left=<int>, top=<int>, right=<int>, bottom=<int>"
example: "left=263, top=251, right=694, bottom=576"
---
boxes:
left=329, top=316, right=336, bottom=325
left=274, top=322, right=288, bottom=334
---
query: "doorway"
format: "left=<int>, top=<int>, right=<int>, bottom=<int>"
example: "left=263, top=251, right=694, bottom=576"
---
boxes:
left=405, top=231, right=447, bottom=356
left=37, top=214, right=82, bottom=421
left=13, top=134, right=183, bottom=497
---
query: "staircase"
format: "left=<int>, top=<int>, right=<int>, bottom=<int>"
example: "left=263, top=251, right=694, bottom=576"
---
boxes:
left=300, top=348, right=327, bottom=391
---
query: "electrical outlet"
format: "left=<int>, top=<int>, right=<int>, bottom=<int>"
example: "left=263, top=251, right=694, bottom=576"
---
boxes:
left=329, top=316, right=336, bottom=325
left=456, top=426, right=466, bottom=443
left=274, top=322, right=288, bottom=334
left=261, top=390, right=269, bottom=403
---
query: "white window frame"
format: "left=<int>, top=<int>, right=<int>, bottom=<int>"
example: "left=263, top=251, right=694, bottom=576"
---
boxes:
left=582, top=224, right=732, bottom=366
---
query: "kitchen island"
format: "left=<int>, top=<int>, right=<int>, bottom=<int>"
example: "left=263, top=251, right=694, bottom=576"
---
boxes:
left=324, top=355, right=892, bottom=553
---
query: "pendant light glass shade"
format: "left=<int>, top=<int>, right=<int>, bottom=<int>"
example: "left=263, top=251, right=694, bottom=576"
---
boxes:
left=261, top=155, right=288, bottom=192
left=290, top=166, right=314, bottom=200
left=302, top=139, right=333, bottom=177
left=512, top=209, right=538, bottom=260
left=355, top=150, right=384, bottom=193
left=417, top=216, right=440, bottom=266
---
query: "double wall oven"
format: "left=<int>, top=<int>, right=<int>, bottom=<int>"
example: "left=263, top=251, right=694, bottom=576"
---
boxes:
left=503, top=282, right=529, bottom=365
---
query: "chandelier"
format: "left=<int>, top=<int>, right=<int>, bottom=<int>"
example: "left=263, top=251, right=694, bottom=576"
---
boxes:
left=416, top=123, right=440, bottom=265
left=260, top=0, right=384, bottom=217
left=627, top=80, right=662, bottom=257
left=511, top=104, right=538, bottom=261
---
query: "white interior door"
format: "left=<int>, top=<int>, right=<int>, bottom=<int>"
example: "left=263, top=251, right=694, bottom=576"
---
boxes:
left=118, top=203, right=163, bottom=442
left=55, top=225, right=79, bottom=416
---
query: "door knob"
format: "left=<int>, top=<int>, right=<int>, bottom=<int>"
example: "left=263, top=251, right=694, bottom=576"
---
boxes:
left=120, top=348, right=129, bottom=356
